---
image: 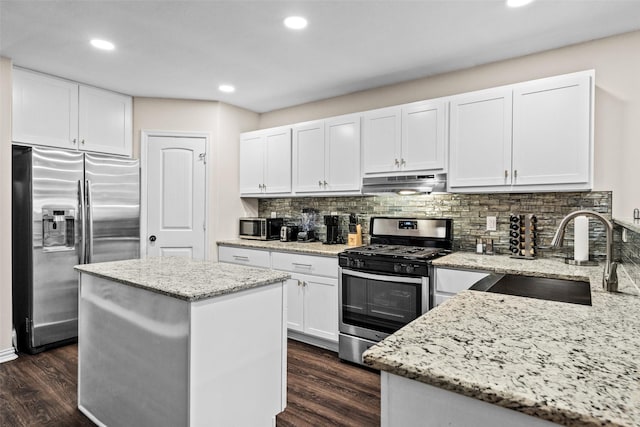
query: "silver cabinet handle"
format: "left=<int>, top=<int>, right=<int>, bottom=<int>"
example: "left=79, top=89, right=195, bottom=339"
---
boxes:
left=394, top=158, right=400, bottom=167
left=262, top=183, right=266, bottom=191
left=318, top=180, right=323, bottom=187
left=72, top=138, right=77, bottom=145
left=401, top=158, right=406, bottom=166
left=505, top=170, right=508, bottom=178
left=514, top=170, right=518, bottom=178
left=323, top=180, right=328, bottom=187
left=81, top=139, right=85, bottom=145
left=233, top=255, right=250, bottom=262
left=292, top=262, right=313, bottom=269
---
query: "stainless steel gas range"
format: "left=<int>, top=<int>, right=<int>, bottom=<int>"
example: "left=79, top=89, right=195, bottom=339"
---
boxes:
left=338, top=217, right=453, bottom=366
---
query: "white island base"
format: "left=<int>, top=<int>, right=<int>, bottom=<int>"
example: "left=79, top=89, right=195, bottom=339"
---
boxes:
left=78, top=273, right=286, bottom=427
left=382, top=372, right=558, bottom=427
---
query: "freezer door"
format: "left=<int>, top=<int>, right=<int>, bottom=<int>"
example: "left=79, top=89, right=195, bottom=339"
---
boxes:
left=30, top=147, right=84, bottom=349
left=84, top=153, right=140, bottom=263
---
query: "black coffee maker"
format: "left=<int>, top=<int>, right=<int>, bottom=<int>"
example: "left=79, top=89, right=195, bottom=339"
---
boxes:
left=324, top=215, right=340, bottom=244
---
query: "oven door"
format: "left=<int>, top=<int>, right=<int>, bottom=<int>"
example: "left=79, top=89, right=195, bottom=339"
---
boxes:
left=339, top=267, right=429, bottom=342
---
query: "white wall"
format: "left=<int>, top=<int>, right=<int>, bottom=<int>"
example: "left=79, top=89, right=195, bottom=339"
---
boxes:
left=260, top=30, right=640, bottom=218
left=132, top=98, right=259, bottom=260
left=0, top=57, right=15, bottom=359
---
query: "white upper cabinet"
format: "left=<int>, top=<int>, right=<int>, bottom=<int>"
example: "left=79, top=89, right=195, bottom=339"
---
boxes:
left=12, top=68, right=132, bottom=157
left=78, top=85, right=132, bottom=156
left=13, top=68, right=79, bottom=150
left=449, top=88, right=513, bottom=188
left=363, top=100, right=446, bottom=175
left=239, top=126, right=292, bottom=196
left=512, top=73, right=591, bottom=186
left=362, top=106, right=401, bottom=174
left=293, top=114, right=361, bottom=194
left=402, top=100, right=447, bottom=172
left=293, top=121, right=326, bottom=193
left=449, top=70, right=594, bottom=192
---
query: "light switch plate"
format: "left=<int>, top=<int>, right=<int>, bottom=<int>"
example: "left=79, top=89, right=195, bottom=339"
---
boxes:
left=271, top=211, right=277, bottom=218
left=486, top=216, right=497, bottom=231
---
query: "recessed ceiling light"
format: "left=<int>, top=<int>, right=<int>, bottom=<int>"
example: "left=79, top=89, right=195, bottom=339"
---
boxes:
left=507, top=0, right=534, bottom=7
left=284, top=16, right=308, bottom=30
left=90, top=39, right=115, bottom=51
left=218, top=84, right=235, bottom=93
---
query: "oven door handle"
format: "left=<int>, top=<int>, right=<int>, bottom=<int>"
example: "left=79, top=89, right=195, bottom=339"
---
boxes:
left=341, top=268, right=423, bottom=284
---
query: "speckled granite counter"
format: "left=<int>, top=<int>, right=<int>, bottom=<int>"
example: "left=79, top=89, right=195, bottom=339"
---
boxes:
left=615, top=217, right=640, bottom=234
left=365, top=253, right=640, bottom=426
left=75, top=257, right=290, bottom=301
left=217, top=239, right=354, bottom=256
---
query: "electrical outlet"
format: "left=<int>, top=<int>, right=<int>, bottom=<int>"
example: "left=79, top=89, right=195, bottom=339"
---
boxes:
left=271, top=211, right=277, bottom=218
left=331, top=211, right=338, bottom=215
left=486, top=216, right=497, bottom=231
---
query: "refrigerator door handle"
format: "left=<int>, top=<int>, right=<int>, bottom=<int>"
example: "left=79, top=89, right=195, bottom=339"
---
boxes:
left=86, top=179, right=94, bottom=264
left=78, top=179, right=86, bottom=265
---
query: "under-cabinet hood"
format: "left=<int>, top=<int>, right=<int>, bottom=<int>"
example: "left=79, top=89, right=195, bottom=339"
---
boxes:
left=361, top=174, right=447, bottom=195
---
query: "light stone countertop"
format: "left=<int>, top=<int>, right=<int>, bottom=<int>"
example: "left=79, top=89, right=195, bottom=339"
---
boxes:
left=364, top=252, right=640, bottom=427
left=75, top=257, right=290, bottom=302
left=614, top=217, right=640, bottom=234
left=217, top=239, right=355, bottom=256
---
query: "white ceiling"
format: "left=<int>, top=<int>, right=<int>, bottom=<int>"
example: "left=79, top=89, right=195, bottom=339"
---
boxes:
left=2, top=1, right=640, bottom=113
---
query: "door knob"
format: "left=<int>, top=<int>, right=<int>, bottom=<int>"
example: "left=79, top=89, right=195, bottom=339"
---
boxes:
left=149, top=235, right=157, bottom=242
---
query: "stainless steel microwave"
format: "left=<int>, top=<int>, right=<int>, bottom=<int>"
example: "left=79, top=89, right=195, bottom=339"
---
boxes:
left=239, top=217, right=284, bottom=240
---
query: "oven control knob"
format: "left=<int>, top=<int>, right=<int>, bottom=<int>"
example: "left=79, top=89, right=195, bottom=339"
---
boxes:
left=393, top=263, right=402, bottom=273
left=405, top=265, right=415, bottom=274
left=347, top=258, right=355, bottom=267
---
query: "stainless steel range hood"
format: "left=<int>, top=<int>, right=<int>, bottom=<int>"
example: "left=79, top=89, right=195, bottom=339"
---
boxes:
left=361, top=174, right=447, bottom=195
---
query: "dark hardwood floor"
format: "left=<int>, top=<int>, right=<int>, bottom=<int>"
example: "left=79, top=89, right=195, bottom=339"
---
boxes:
left=0, top=339, right=380, bottom=426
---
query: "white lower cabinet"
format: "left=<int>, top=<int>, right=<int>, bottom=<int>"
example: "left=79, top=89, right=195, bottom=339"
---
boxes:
left=218, top=245, right=339, bottom=348
left=286, top=273, right=338, bottom=342
left=434, top=267, right=489, bottom=306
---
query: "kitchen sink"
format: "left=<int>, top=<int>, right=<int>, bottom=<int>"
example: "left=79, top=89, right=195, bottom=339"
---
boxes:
left=469, top=274, right=592, bottom=306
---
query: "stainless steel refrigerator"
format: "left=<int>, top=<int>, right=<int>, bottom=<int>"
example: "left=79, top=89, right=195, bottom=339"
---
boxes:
left=12, top=145, right=140, bottom=353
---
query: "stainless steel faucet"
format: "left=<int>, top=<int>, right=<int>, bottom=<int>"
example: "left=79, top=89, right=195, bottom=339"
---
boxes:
left=550, top=209, right=618, bottom=292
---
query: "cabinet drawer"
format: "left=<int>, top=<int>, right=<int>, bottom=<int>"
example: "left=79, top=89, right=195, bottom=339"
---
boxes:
left=218, top=246, right=270, bottom=268
left=435, top=268, right=489, bottom=294
left=271, top=252, right=338, bottom=278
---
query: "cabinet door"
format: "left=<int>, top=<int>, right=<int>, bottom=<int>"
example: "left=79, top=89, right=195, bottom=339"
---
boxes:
left=79, top=85, right=132, bottom=156
left=12, top=68, right=79, bottom=149
left=449, top=88, right=513, bottom=188
left=512, top=73, right=592, bottom=186
left=362, top=106, right=401, bottom=174
left=402, top=100, right=446, bottom=172
left=325, top=114, right=361, bottom=192
left=303, top=276, right=338, bottom=342
left=285, top=277, right=304, bottom=332
left=239, top=132, right=266, bottom=195
left=293, top=121, right=326, bottom=192
left=264, top=127, right=292, bottom=194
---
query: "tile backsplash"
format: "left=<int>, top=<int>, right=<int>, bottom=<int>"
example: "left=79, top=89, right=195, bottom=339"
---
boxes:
left=259, top=191, right=612, bottom=259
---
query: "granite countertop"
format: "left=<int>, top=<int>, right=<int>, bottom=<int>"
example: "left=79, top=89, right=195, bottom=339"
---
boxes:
left=364, top=252, right=640, bottom=427
left=217, top=239, right=355, bottom=256
left=75, top=257, right=290, bottom=302
left=614, top=217, right=640, bottom=234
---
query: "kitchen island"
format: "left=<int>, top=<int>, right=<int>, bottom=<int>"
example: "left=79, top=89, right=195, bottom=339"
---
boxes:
left=364, top=253, right=640, bottom=427
left=75, top=257, right=290, bottom=427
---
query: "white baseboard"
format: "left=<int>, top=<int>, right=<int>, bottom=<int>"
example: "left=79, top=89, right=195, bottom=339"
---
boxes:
left=0, top=346, right=17, bottom=364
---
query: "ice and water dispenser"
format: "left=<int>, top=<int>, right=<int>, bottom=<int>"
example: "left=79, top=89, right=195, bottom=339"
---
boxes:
left=42, top=208, right=75, bottom=251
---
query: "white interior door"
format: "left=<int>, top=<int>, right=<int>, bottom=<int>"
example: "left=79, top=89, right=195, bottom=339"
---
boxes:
left=144, top=134, right=206, bottom=259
